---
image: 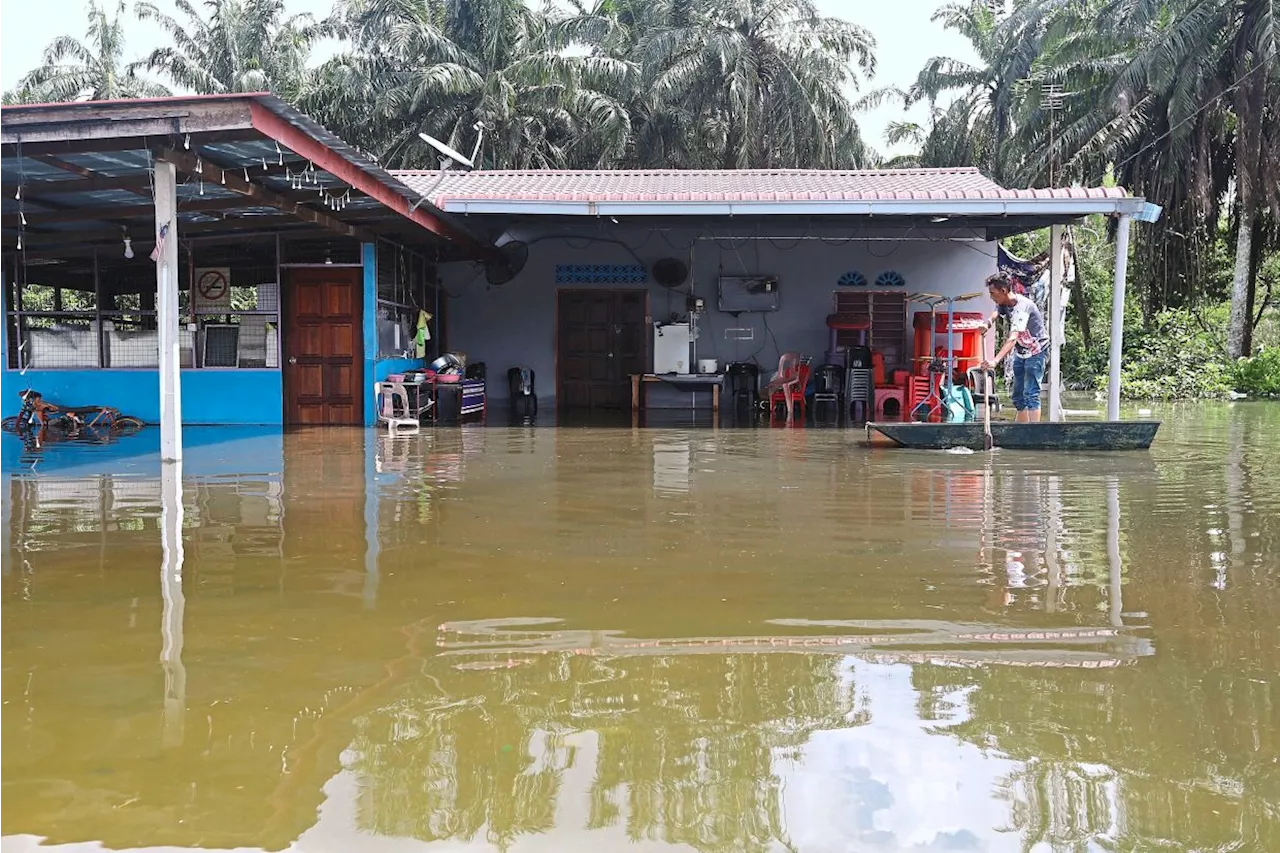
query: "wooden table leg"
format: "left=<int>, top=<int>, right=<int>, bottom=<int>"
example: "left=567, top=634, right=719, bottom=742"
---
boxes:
left=712, top=383, right=720, bottom=415
left=631, top=375, right=640, bottom=413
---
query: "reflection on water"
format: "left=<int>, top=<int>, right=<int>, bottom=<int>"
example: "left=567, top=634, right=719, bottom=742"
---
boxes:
left=2, top=407, right=1278, bottom=852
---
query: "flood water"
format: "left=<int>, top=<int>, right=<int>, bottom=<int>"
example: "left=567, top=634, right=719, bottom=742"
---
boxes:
left=2, top=404, right=1278, bottom=852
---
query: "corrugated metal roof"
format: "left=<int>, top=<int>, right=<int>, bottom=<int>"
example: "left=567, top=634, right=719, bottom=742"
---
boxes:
left=393, top=167, right=1132, bottom=208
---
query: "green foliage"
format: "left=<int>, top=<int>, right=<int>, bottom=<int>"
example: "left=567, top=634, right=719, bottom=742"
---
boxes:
left=1233, top=348, right=1280, bottom=398
left=1111, top=308, right=1234, bottom=400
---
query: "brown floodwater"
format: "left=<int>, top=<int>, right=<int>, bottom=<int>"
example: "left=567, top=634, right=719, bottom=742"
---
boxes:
left=2, top=404, right=1278, bottom=852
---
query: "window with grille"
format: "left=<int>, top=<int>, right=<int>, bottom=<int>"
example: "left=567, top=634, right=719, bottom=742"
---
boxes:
left=6, top=237, right=281, bottom=370
left=375, top=239, right=439, bottom=359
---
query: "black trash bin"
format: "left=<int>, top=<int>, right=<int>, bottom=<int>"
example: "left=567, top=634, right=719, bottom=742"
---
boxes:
left=508, top=367, right=537, bottom=416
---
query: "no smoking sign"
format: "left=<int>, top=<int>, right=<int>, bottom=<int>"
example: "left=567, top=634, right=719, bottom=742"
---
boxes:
left=193, top=267, right=232, bottom=310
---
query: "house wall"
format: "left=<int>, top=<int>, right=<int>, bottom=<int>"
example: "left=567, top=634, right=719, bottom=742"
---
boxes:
left=439, top=224, right=999, bottom=406
left=2, top=241, right=420, bottom=427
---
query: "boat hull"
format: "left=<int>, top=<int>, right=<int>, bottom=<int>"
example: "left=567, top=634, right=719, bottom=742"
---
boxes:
left=867, top=420, right=1161, bottom=451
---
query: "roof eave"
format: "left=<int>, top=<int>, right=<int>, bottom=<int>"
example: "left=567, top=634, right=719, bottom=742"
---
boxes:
left=441, top=197, right=1148, bottom=219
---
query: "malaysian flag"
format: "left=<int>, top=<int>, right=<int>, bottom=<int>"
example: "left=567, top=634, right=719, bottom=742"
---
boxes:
left=150, top=223, right=170, bottom=262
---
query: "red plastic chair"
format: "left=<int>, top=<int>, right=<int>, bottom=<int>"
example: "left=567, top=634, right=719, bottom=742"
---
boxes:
left=767, top=357, right=810, bottom=423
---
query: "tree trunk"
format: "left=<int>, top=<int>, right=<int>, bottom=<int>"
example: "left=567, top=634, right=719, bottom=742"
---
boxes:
left=1066, top=227, right=1092, bottom=351
left=1242, top=214, right=1263, bottom=354
left=1228, top=190, right=1254, bottom=359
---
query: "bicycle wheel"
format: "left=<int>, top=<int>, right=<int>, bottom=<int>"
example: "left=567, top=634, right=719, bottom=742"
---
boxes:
left=113, top=416, right=146, bottom=434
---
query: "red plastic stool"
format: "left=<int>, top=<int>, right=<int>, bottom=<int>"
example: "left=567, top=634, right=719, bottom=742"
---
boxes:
left=875, top=387, right=906, bottom=421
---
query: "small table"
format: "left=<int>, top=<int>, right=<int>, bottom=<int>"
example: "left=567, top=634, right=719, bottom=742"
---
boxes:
left=631, top=373, right=722, bottom=414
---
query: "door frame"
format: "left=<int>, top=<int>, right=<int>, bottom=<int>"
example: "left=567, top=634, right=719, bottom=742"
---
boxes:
left=282, top=267, right=364, bottom=426
left=554, top=288, right=651, bottom=408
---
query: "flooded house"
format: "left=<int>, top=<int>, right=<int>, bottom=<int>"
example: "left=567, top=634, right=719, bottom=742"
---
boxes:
left=1, top=94, right=482, bottom=428
left=4, top=95, right=1150, bottom=431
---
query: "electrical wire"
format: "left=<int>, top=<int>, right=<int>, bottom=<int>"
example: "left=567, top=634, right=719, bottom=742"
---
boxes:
left=1112, top=59, right=1269, bottom=175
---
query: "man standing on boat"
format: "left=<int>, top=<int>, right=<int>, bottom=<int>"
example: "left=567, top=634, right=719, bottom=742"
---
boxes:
left=980, top=273, right=1050, bottom=423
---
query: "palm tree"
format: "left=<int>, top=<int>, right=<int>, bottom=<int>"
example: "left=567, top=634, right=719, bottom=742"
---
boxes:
left=906, top=1, right=1046, bottom=183
left=133, top=0, right=319, bottom=102
left=8, top=0, right=168, bottom=103
left=308, top=0, right=633, bottom=169
left=635, top=0, right=878, bottom=169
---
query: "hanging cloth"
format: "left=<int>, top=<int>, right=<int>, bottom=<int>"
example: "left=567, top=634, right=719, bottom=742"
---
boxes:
left=414, top=310, right=433, bottom=358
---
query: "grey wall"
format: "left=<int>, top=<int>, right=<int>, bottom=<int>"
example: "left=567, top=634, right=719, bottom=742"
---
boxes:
left=439, top=223, right=998, bottom=405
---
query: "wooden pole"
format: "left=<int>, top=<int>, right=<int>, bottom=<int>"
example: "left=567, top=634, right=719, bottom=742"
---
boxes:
left=154, top=159, right=183, bottom=462
left=1107, top=215, right=1132, bottom=421
left=1048, top=225, right=1065, bottom=422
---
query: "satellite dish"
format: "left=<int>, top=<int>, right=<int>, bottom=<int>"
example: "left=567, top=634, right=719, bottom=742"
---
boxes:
left=418, top=132, right=474, bottom=170
left=485, top=241, right=529, bottom=286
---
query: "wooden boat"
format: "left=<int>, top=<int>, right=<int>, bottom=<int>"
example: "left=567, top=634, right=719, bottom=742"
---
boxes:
left=866, top=420, right=1160, bottom=451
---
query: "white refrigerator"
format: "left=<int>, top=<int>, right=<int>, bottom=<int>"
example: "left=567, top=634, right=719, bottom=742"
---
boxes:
left=653, top=323, right=692, bottom=374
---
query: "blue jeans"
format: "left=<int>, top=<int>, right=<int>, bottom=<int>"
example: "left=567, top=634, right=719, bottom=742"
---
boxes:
left=1011, top=352, right=1046, bottom=411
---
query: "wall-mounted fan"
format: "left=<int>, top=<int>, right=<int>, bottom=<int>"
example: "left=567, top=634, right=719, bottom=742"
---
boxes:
left=484, top=240, right=528, bottom=285
left=838, top=270, right=868, bottom=287
left=652, top=257, right=688, bottom=288
left=875, top=270, right=906, bottom=288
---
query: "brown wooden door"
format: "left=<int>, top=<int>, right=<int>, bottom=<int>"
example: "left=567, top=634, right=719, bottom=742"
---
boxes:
left=558, top=289, right=648, bottom=409
left=284, top=268, right=362, bottom=425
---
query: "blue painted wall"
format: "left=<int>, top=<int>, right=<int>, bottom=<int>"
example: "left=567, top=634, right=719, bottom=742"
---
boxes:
left=0, top=369, right=283, bottom=424
left=2, top=244, right=401, bottom=427
left=362, top=242, right=378, bottom=426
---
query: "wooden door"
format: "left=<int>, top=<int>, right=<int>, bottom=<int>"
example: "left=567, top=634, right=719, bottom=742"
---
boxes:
left=557, top=289, right=648, bottom=409
left=284, top=268, right=362, bottom=425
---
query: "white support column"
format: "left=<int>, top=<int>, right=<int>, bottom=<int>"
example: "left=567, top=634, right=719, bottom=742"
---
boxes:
left=1048, top=225, right=1065, bottom=422
left=1106, top=214, right=1132, bottom=421
left=154, top=160, right=183, bottom=462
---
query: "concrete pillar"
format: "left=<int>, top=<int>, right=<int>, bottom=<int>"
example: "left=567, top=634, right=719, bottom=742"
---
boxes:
left=1048, top=225, right=1065, bottom=422
left=154, top=160, right=183, bottom=461
left=1106, top=215, right=1132, bottom=421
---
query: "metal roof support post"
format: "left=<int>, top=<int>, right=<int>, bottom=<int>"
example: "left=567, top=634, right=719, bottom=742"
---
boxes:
left=155, top=158, right=184, bottom=462
left=1106, top=214, right=1132, bottom=421
left=1048, top=224, right=1065, bottom=422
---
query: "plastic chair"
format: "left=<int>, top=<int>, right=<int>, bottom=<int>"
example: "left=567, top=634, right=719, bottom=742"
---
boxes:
left=966, top=366, right=1000, bottom=417
left=812, top=364, right=845, bottom=423
left=846, top=367, right=873, bottom=423
left=766, top=355, right=809, bottom=423
left=374, top=381, right=422, bottom=433
left=875, top=386, right=906, bottom=420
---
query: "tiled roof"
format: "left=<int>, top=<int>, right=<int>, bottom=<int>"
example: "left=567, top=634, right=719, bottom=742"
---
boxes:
left=392, top=167, right=1130, bottom=208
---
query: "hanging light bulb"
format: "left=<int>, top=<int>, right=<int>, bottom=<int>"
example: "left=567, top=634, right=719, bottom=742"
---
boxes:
left=20, top=211, right=26, bottom=226
left=123, top=234, right=134, bottom=259
left=262, top=157, right=269, bottom=171
left=199, top=179, right=205, bottom=196
left=244, top=166, right=251, bottom=182
left=16, top=234, right=22, bottom=251
left=15, top=186, right=21, bottom=200
left=276, top=141, right=284, bottom=166
left=220, top=170, right=226, bottom=185
left=195, top=156, right=203, bottom=173
left=184, top=134, right=191, bottom=150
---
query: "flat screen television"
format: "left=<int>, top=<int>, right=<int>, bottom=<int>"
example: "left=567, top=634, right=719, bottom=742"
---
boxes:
left=717, top=275, right=780, bottom=312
